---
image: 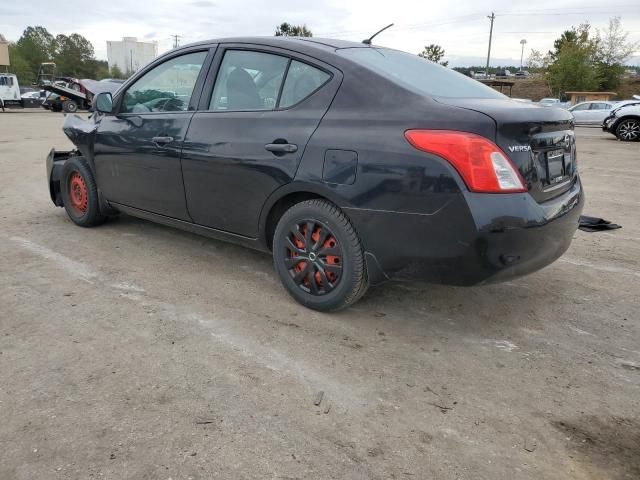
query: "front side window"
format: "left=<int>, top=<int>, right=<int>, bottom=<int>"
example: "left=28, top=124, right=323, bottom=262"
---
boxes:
left=121, top=51, right=207, bottom=114
left=279, top=60, right=330, bottom=108
left=210, top=50, right=289, bottom=111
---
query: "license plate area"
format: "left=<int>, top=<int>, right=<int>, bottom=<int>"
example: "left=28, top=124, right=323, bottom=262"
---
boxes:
left=546, top=149, right=565, bottom=183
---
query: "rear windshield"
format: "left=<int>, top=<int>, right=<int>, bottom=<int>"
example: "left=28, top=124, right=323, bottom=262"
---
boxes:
left=338, top=47, right=506, bottom=99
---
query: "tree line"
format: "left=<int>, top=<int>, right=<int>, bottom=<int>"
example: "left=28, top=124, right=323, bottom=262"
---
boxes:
left=8, top=26, right=126, bottom=86
left=7, top=20, right=637, bottom=98
left=527, top=18, right=637, bottom=96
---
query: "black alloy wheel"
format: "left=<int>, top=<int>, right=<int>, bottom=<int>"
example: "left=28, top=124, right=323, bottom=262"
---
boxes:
left=284, top=219, right=343, bottom=296
left=616, top=119, right=640, bottom=141
left=273, top=199, right=368, bottom=311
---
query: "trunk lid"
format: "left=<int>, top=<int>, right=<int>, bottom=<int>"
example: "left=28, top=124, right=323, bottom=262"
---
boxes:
left=434, top=98, right=577, bottom=203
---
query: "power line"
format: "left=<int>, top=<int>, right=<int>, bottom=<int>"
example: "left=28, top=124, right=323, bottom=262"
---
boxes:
left=170, top=34, right=181, bottom=49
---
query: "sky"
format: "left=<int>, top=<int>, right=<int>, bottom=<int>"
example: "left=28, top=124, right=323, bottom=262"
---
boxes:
left=1, top=0, right=639, bottom=67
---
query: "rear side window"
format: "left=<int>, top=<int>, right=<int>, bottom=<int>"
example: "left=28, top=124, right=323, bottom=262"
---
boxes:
left=338, top=47, right=506, bottom=99
left=279, top=61, right=330, bottom=108
left=572, top=104, right=589, bottom=111
left=210, top=50, right=289, bottom=111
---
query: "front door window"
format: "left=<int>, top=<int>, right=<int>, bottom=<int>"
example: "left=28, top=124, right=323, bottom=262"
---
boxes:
left=121, top=51, right=208, bottom=113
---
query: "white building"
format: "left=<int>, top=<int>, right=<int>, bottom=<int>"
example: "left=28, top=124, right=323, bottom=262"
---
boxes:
left=107, top=37, right=158, bottom=74
left=0, top=34, right=10, bottom=67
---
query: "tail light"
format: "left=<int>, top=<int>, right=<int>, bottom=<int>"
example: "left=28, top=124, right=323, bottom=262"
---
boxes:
left=404, top=130, right=527, bottom=193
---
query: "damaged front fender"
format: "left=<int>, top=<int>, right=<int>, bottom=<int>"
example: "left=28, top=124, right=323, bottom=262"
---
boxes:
left=47, top=113, right=100, bottom=207
left=62, top=113, right=99, bottom=161
left=46, top=148, right=79, bottom=206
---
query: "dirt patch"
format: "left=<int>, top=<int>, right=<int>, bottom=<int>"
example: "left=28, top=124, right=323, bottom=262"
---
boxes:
left=552, top=416, right=640, bottom=479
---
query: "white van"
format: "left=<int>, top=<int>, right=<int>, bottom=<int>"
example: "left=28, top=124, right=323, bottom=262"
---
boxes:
left=0, top=73, right=22, bottom=110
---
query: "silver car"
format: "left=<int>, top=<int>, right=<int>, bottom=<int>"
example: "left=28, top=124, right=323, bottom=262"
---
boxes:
left=568, top=101, right=615, bottom=125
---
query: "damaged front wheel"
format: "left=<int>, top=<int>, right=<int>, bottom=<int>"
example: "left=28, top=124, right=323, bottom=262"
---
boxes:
left=60, top=157, right=106, bottom=227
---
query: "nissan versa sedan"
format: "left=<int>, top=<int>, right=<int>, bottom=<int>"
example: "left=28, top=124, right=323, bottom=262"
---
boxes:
left=46, top=37, right=584, bottom=311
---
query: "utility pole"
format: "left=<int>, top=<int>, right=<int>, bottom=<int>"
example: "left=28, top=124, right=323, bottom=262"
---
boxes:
left=171, top=35, right=181, bottom=49
left=486, top=12, right=495, bottom=74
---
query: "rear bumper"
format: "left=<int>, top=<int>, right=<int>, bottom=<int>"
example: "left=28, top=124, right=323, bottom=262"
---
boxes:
left=347, top=176, right=584, bottom=286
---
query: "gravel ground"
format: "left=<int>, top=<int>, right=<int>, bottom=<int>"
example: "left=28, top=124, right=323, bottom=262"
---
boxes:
left=1, top=110, right=638, bottom=480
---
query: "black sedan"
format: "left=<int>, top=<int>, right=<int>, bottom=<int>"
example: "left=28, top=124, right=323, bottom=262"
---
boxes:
left=46, top=37, right=583, bottom=311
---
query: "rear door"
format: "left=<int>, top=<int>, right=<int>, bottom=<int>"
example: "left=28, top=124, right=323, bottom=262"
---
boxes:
left=181, top=45, right=342, bottom=237
left=588, top=102, right=612, bottom=124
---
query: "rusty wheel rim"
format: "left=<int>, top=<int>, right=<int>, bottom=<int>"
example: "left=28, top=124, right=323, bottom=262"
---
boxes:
left=68, top=171, right=88, bottom=215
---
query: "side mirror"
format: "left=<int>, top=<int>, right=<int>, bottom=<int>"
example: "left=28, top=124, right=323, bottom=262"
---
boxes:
left=94, top=92, right=113, bottom=114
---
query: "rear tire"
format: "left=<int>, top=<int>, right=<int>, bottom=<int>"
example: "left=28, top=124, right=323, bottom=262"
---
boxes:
left=615, top=119, right=640, bottom=142
left=60, top=156, right=106, bottom=227
left=273, top=199, right=368, bottom=311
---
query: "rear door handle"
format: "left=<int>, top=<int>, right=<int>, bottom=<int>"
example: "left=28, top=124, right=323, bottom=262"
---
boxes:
left=152, top=136, right=174, bottom=146
left=265, top=143, right=298, bottom=154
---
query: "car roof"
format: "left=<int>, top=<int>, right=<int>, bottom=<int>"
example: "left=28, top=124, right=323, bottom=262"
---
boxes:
left=176, top=36, right=368, bottom=52
left=573, top=100, right=613, bottom=105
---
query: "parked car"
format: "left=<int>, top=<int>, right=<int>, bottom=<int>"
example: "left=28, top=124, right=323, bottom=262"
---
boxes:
left=569, top=101, right=616, bottom=125
left=514, top=71, right=530, bottom=78
left=539, top=98, right=570, bottom=109
left=20, top=89, right=46, bottom=108
left=539, top=98, right=561, bottom=106
left=46, top=37, right=584, bottom=311
left=472, top=70, right=488, bottom=79
left=603, top=102, right=640, bottom=141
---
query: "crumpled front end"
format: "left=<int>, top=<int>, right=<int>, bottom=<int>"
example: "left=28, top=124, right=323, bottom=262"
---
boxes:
left=62, top=113, right=99, bottom=159
left=46, top=114, right=99, bottom=206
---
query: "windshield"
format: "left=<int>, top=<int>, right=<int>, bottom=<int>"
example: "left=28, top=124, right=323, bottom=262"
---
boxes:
left=337, top=47, right=506, bottom=99
left=613, top=101, right=640, bottom=114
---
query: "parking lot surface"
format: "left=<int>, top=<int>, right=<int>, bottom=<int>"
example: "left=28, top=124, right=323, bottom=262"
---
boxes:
left=1, top=110, right=639, bottom=480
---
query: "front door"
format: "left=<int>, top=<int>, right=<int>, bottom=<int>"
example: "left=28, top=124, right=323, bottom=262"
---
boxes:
left=93, top=50, right=210, bottom=220
left=181, top=47, right=341, bottom=237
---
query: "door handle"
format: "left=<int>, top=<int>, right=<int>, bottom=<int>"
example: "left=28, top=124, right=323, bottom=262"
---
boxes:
left=265, top=142, right=298, bottom=154
left=152, top=136, right=174, bottom=146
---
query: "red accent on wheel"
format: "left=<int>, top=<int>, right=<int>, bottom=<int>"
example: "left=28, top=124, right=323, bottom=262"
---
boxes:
left=68, top=171, right=88, bottom=214
left=285, top=221, right=343, bottom=295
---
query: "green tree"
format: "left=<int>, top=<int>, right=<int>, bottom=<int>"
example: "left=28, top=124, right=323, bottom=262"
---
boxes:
left=14, top=26, right=55, bottom=79
left=92, top=60, right=110, bottom=80
left=593, top=17, right=639, bottom=91
left=7, top=43, right=35, bottom=85
left=418, top=44, right=448, bottom=66
left=109, top=65, right=126, bottom=79
left=526, top=49, right=551, bottom=74
left=546, top=26, right=599, bottom=96
left=549, top=29, right=579, bottom=60
left=275, top=23, right=312, bottom=37
left=54, top=33, right=96, bottom=77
